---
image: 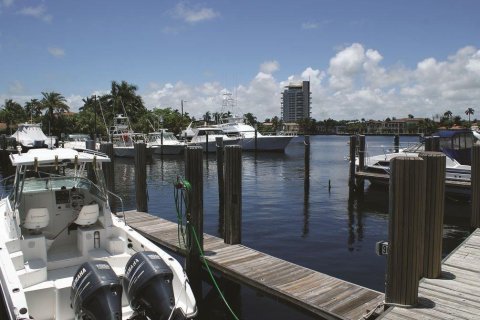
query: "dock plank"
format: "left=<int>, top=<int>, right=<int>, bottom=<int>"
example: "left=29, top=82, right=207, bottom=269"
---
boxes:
left=378, top=229, right=480, bottom=320
left=124, top=210, right=384, bottom=320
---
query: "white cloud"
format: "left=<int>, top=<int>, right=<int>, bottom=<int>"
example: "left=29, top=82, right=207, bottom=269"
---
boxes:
left=260, top=60, right=279, bottom=74
left=2, top=0, right=14, bottom=7
left=301, top=22, right=318, bottom=30
left=172, top=2, right=219, bottom=24
left=18, top=4, right=52, bottom=22
left=47, top=47, right=65, bottom=58
left=8, top=80, right=25, bottom=94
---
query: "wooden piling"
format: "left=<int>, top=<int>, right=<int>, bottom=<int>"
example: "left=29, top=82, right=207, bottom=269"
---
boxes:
left=304, top=135, right=310, bottom=202
left=216, top=137, right=225, bottom=234
left=471, top=145, right=480, bottom=229
left=349, top=135, right=357, bottom=191
left=205, top=132, right=209, bottom=153
left=386, top=157, right=426, bottom=306
left=86, top=140, right=96, bottom=181
left=424, top=137, right=433, bottom=151
left=254, top=128, right=258, bottom=152
left=224, top=145, right=242, bottom=245
left=356, top=135, right=365, bottom=193
left=160, top=130, right=164, bottom=157
left=419, top=152, right=446, bottom=279
left=100, top=143, right=115, bottom=195
left=432, top=136, right=440, bottom=152
left=134, top=143, right=148, bottom=213
left=394, top=134, right=400, bottom=153
left=185, top=146, right=204, bottom=298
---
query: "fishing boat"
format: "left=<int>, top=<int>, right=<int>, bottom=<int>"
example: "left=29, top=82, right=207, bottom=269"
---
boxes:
left=62, top=134, right=96, bottom=151
left=147, top=130, right=186, bottom=155
left=216, top=115, right=295, bottom=152
left=188, top=126, right=240, bottom=152
left=0, top=148, right=197, bottom=319
left=109, top=114, right=153, bottom=158
left=11, top=123, right=56, bottom=150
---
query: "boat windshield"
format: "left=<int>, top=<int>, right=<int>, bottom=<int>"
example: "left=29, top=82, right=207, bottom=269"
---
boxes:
left=402, top=142, right=424, bottom=153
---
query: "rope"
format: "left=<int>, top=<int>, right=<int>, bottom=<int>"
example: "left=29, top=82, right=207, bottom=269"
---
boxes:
left=173, top=178, right=240, bottom=320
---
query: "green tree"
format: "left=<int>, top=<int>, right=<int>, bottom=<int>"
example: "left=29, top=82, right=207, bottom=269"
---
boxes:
left=40, top=92, right=70, bottom=135
left=243, top=112, right=257, bottom=126
left=444, top=110, right=453, bottom=119
left=24, top=98, right=43, bottom=122
left=465, top=107, right=474, bottom=123
left=106, top=81, right=147, bottom=130
left=0, top=99, right=27, bottom=133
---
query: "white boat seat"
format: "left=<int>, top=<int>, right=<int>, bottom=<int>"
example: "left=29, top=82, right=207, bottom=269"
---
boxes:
left=74, top=203, right=99, bottom=226
left=24, top=208, right=50, bottom=230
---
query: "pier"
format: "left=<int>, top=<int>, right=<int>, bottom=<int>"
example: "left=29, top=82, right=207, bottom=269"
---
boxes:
left=123, top=210, right=384, bottom=320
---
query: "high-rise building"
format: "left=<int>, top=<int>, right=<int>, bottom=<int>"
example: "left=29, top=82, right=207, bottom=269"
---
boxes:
left=281, top=81, right=311, bottom=122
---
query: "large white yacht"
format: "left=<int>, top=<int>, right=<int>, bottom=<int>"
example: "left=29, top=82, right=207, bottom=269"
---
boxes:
left=109, top=114, right=153, bottom=158
left=146, top=130, right=186, bottom=155
left=11, top=123, right=56, bottom=150
left=216, top=115, right=295, bottom=152
left=187, top=126, right=240, bottom=152
left=0, top=148, right=197, bottom=319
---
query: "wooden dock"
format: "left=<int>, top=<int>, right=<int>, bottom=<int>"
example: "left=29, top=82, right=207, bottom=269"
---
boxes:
left=124, top=210, right=384, bottom=320
left=379, top=228, right=480, bottom=320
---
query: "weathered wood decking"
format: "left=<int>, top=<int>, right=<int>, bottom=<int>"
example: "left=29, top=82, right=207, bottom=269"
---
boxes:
left=124, top=210, right=384, bottom=320
left=379, top=228, right=480, bottom=320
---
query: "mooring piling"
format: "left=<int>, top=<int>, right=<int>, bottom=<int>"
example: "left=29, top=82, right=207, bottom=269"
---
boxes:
left=356, top=135, right=365, bottom=193
left=386, top=156, right=426, bottom=306
left=185, top=146, right=204, bottom=298
left=216, top=137, right=225, bottom=235
left=393, top=134, right=400, bottom=153
left=134, top=142, right=148, bottom=213
left=100, top=142, right=115, bottom=195
left=471, top=144, right=480, bottom=229
left=419, top=152, right=446, bottom=279
left=348, top=135, right=357, bottom=192
left=224, top=145, right=242, bottom=245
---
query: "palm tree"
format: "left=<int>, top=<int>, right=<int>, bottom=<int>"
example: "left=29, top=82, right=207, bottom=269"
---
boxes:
left=107, top=81, right=146, bottom=130
left=444, top=110, right=453, bottom=119
left=24, top=99, right=43, bottom=122
left=40, top=92, right=70, bottom=134
left=1, top=99, right=26, bottom=133
left=465, top=107, right=474, bottom=123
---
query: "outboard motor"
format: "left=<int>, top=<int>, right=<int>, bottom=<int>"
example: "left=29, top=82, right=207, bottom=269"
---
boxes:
left=123, top=251, right=182, bottom=320
left=71, top=261, right=122, bottom=320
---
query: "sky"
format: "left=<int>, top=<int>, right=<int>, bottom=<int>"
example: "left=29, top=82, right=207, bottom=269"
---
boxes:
left=1, top=0, right=479, bottom=121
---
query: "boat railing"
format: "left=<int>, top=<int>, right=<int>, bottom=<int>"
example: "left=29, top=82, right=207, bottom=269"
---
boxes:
left=362, top=142, right=423, bottom=166
left=79, top=148, right=109, bottom=158
left=107, top=190, right=126, bottom=225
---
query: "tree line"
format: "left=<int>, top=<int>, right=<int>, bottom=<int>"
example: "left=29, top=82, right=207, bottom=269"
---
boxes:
left=0, top=80, right=477, bottom=137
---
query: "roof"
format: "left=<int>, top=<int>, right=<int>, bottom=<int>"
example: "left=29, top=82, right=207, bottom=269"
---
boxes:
left=10, top=148, right=110, bottom=166
left=433, top=128, right=472, bottom=138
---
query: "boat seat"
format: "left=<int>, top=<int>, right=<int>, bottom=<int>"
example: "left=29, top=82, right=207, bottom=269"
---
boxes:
left=24, top=208, right=50, bottom=231
left=74, top=203, right=99, bottom=226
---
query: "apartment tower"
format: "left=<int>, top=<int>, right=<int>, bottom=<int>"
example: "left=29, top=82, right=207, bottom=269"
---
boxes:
left=281, top=81, right=311, bottom=122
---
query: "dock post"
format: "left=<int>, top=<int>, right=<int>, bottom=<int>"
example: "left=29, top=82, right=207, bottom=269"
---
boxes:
left=471, top=145, right=480, bottom=229
left=432, top=136, right=440, bottom=152
left=224, top=145, right=242, bottom=244
left=254, top=128, right=258, bottom=153
left=100, top=143, right=115, bottom=195
left=185, top=146, right=204, bottom=298
left=356, top=135, right=365, bottom=193
left=304, top=135, right=310, bottom=197
left=394, top=134, right=399, bottom=153
left=134, top=142, right=148, bottom=213
left=160, top=130, right=164, bottom=157
left=424, top=137, right=433, bottom=151
left=86, top=140, right=96, bottom=181
left=386, top=157, right=426, bottom=306
left=419, top=152, right=446, bottom=278
left=205, top=132, right=209, bottom=154
left=348, top=135, right=357, bottom=192
left=216, top=137, right=225, bottom=235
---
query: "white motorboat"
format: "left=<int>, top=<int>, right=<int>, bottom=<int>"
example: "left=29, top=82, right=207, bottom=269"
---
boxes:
left=357, top=130, right=473, bottom=194
left=0, top=148, right=197, bottom=319
left=62, top=134, right=99, bottom=151
left=11, top=123, right=56, bottom=150
left=472, top=125, right=480, bottom=141
left=147, top=130, right=186, bottom=155
left=109, top=114, right=152, bottom=158
left=188, top=127, right=240, bottom=152
left=216, top=115, right=295, bottom=152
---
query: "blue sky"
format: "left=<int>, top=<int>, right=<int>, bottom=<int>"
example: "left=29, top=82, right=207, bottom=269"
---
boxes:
left=1, top=0, right=479, bottom=121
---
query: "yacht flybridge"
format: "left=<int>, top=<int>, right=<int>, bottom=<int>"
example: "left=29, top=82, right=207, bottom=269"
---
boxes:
left=0, top=148, right=196, bottom=319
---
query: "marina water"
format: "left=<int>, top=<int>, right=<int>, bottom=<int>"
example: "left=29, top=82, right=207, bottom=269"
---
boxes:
left=0, top=135, right=471, bottom=319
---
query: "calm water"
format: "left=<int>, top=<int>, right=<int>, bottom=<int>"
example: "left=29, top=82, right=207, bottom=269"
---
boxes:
left=0, top=135, right=471, bottom=320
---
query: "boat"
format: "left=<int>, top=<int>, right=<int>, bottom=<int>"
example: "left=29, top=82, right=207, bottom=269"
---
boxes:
left=147, top=130, right=186, bottom=155
left=62, top=133, right=95, bottom=150
left=216, top=115, right=295, bottom=152
left=472, top=124, right=480, bottom=141
left=188, top=126, right=241, bottom=152
left=357, top=129, right=473, bottom=194
left=10, top=123, right=56, bottom=150
left=109, top=114, right=153, bottom=158
left=0, top=148, right=197, bottom=319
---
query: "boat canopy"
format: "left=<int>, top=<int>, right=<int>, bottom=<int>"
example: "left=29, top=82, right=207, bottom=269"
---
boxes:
left=9, top=148, right=110, bottom=166
left=433, top=129, right=472, bottom=138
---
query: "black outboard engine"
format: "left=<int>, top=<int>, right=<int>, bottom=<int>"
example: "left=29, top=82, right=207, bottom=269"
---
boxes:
left=123, top=251, right=182, bottom=320
left=71, top=261, right=123, bottom=320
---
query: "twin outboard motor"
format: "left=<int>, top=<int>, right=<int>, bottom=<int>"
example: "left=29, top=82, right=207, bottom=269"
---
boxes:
left=123, top=251, right=179, bottom=320
left=71, top=261, right=122, bottom=320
